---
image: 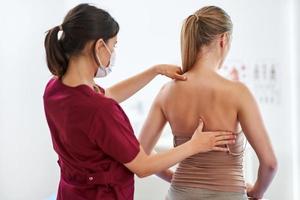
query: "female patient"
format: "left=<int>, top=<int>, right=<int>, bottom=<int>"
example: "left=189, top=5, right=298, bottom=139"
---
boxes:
left=139, top=6, right=277, bottom=200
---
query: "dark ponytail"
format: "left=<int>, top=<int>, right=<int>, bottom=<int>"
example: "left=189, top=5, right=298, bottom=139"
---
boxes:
left=44, top=4, right=119, bottom=77
left=44, top=26, right=68, bottom=77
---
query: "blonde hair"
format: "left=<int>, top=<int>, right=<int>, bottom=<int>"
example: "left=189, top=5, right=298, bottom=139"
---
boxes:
left=181, top=6, right=233, bottom=72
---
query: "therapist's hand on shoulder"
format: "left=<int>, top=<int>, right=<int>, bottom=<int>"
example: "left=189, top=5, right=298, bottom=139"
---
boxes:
left=190, top=119, right=236, bottom=153
left=154, top=64, right=187, bottom=81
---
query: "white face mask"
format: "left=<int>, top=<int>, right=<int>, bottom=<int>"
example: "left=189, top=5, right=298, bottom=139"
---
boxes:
left=95, top=41, right=116, bottom=78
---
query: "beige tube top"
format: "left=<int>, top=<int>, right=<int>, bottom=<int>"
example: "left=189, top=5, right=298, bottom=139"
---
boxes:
left=171, top=132, right=246, bottom=193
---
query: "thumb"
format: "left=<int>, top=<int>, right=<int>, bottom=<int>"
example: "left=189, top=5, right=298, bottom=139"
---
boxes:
left=174, top=74, right=187, bottom=81
left=197, top=119, right=204, bottom=132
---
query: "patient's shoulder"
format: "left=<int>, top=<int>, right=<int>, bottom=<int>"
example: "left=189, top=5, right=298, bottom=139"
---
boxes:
left=158, top=79, right=186, bottom=96
left=216, top=77, right=252, bottom=101
left=226, top=80, right=254, bottom=107
left=231, top=81, right=251, bottom=95
left=157, top=81, right=173, bottom=97
left=155, top=80, right=181, bottom=103
left=218, top=76, right=249, bottom=92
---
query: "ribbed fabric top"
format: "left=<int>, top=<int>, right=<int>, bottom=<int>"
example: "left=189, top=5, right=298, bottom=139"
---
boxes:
left=171, top=132, right=246, bottom=193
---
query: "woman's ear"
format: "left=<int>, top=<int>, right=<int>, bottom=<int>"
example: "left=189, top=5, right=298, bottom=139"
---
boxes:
left=220, top=32, right=231, bottom=49
left=94, top=38, right=104, bottom=54
left=220, top=33, right=226, bottom=48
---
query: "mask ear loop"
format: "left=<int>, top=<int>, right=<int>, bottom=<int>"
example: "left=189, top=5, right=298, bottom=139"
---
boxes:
left=98, top=39, right=113, bottom=69
left=100, top=39, right=113, bottom=55
left=93, top=39, right=109, bottom=78
left=93, top=39, right=111, bottom=66
left=227, top=130, right=248, bottom=156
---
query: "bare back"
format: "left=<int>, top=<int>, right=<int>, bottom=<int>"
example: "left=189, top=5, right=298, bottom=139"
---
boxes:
left=161, top=71, right=241, bottom=135
left=159, top=70, right=247, bottom=193
left=139, top=66, right=276, bottom=194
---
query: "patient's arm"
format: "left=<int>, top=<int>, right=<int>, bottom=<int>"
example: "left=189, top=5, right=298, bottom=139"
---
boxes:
left=237, top=83, right=278, bottom=199
left=139, top=90, right=166, bottom=153
left=139, top=86, right=174, bottom=182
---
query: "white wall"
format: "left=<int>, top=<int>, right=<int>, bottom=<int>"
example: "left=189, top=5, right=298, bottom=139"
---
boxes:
left=0, top=0, right=298, bottom=199
left=291, top=0, right=300, bottom=199
left=0, top=1, right=67, bottom=199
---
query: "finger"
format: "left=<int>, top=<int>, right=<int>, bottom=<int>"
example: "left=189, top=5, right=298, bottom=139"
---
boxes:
left=215, top=140, right=235, bottom=146
left=212, top=131, right=235, bottom=137
left=196, top=119, right=204, bottom=132
left=174, top=73, right=187, bottom=81
left=212, top=146, right=229, bottom=152
left=215, top=134, right=236, bottom=141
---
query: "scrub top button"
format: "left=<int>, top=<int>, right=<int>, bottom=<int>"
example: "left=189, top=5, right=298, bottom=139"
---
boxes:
left=88, top=176, right=94, bottom=181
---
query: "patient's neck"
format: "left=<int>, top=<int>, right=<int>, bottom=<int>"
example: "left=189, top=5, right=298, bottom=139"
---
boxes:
left=188, top=50, right=221, bottom=75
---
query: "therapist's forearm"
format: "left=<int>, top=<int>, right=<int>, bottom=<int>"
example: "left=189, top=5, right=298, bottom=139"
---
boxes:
left=148, top=151, right=174, bottom=183
left=105, top=66, right=159, bottom=103
left=137, top=142, right=196, bottom=178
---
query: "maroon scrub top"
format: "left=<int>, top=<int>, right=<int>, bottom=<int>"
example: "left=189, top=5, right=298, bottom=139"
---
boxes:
left=43, top=78, right=140, bottom=200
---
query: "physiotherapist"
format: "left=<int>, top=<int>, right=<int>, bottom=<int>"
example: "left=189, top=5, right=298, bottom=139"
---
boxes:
left=43, top=4, right=236, bottom=200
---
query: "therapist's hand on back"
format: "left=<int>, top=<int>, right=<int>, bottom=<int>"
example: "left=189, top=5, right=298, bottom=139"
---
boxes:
left=154, top=64, right=187, bottom=81
left=125, top=119, right=236, bottom=178
left=190, top=119, right=236, bottom=153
